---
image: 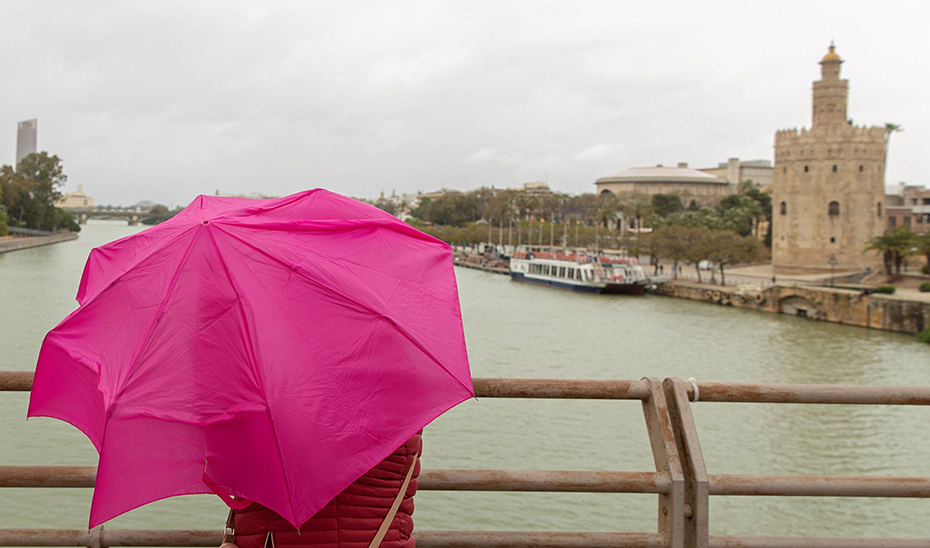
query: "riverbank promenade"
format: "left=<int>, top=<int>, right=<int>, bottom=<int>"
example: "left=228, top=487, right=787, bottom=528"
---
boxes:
left=0, top=232, right=78, bottom=254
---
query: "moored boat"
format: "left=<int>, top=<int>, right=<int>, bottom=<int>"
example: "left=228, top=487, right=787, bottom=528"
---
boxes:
left=509, top=247, right=649, bottom=295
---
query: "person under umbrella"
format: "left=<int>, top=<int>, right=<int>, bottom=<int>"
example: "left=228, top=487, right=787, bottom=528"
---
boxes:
left=29, top=190, right=473, bottom=542
left=225, top=433, right=422, bottom=548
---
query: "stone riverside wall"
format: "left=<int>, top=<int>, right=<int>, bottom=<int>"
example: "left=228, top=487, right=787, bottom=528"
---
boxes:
left=651, top=281, right=930, bottom=335
left=0, top=233, right=78, bottom=254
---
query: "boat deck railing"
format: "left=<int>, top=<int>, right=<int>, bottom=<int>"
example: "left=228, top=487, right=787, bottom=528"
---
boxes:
left=2, top=372, right=929, bottom=548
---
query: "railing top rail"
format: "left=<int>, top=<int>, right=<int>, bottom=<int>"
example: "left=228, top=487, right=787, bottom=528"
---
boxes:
left=6, top=372, right=930, bottom=405
left=0, top=371, right=32, bottom=391
left=472, top=378, right=652, bottom=400
left=692, top=381, right=930, bottom=405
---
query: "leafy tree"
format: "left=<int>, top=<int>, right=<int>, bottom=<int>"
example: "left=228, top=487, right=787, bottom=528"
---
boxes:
left=718, top=194, right=764, bottom=237
left=149, top=204, right=170, bottom=215
left=0, top=165, right=28, bottom=224
left=865, top=227, right=916, bottom=279
left=651, top=194, right=683, bottom=217
left=54, top=208, right=81, bottom=232
left=16, top=152, right=67, bottom=231
left=703, top=231, right=767, bottom=285
left=0, top=153, right=69, bottom=232
left=410, top=192, right=479, bottom=227
left=653, top=225, right=697, bottom=279
left=680, top=226, right=714, bottom=282
left=655, top=208, right=723, bottom=231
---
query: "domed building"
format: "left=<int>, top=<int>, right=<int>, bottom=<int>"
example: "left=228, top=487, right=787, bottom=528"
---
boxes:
left=594, top=162, right=731, bottom=207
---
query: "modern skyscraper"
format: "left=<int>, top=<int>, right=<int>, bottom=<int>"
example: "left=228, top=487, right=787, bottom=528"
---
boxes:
left=16, top=119, right=37, bottom=166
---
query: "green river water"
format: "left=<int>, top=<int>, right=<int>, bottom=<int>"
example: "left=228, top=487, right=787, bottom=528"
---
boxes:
left=1, top=221, right=929, bottom=538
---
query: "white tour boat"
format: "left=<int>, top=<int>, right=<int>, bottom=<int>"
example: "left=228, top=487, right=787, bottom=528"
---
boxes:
left=509, top=247, right=649, bottom=295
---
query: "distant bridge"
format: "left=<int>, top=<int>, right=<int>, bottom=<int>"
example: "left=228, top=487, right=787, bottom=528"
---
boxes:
left=61, top=206, right=154, bottom=226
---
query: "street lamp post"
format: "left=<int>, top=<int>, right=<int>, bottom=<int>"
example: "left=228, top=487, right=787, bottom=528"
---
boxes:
left=828, top=254, right=838, bottom=286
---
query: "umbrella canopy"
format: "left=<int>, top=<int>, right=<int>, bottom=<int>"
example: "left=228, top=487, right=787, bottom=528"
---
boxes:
left=28, top=189, right=473, bottom=528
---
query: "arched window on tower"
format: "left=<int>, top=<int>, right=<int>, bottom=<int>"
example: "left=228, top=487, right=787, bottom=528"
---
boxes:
left=828, top=201, right=840, bottom=216
left=780, top=201, right=786, bottom=215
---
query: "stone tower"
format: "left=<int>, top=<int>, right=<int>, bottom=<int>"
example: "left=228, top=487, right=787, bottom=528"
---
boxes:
left=772, top=44, right=887, bottom=273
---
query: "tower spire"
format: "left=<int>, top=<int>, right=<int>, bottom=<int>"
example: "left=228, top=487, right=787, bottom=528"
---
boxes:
left=813, top=43, right=847, bottom=126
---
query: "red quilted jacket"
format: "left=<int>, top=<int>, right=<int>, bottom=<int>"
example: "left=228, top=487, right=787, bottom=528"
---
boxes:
left=232, top=433, right=422, bottom=548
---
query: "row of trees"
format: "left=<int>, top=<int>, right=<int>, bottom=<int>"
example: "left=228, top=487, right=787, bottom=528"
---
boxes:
left=865, top=227, right=930, bottom=278
left=630, top=225, right=767, bottom=285
left=0, top=152, right=80, bottom=235
left=386, top=182, right=772, bottom=241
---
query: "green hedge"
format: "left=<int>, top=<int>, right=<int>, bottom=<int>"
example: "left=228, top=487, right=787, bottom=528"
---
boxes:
left=872, top=286, right=896, bottom=294
left=920, top=282, right=930, bottom=293
left=918, top=329, right=930, bottom=344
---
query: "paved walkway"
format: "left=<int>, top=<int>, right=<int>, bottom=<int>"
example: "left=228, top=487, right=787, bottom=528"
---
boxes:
left=655, top=261, right=930, bottom=303
left=0, top=233, right=78, bottom=253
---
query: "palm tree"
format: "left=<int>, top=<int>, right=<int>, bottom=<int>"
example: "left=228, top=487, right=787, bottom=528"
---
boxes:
left=623, top=195, right=651, bottom=234
left=865, top=227, right=915, bottom=279
left=883, top=123, right=903, bottom=175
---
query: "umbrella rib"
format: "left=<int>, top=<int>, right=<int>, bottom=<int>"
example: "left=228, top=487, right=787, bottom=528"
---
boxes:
left=205, top=227, right=298, bottom=523
left=214, top=225, right=473, bottom=396
left=77, top=224, right=201, bottom=308
left=109, top=225, right=203, bottom=416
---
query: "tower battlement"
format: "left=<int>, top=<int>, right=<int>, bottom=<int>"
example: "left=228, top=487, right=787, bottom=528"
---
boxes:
left=776, top=125, right=886, bottom=145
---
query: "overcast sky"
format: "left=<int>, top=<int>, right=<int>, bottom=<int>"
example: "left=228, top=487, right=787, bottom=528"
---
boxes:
left=2, top=1, right=928, bottom=207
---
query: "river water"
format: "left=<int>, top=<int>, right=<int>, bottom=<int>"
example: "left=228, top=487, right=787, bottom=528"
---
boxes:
left=2, top=221, right=929, bottom=539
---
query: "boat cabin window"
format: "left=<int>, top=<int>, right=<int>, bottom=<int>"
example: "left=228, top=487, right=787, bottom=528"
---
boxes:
left=559, top=266, right=566, bottom=278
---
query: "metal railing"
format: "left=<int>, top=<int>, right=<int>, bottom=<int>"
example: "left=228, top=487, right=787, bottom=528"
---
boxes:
left=2, top=372, right=929, bottom=548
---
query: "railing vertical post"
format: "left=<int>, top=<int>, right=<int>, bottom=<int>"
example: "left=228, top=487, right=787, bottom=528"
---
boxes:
left=641, top=377, right=684, bottom=548
left=663, top=378, right=709, bottom=548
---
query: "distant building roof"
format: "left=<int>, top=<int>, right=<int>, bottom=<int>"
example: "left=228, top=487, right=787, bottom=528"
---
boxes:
left=596, top=164, right=724, bottom=185
left=523, top=182, right=551, bottom=194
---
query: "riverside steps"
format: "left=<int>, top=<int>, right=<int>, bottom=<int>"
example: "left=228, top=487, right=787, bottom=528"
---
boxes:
left=3, top=371, right=930, bottom=548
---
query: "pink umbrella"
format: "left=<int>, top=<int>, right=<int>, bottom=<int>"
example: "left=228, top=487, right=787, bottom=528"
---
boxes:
left=28, top=189, right=473, bottom=529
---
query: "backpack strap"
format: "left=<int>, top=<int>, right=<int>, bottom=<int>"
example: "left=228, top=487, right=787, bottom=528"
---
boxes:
left=368, top=451, right=418, bottom=548
left=220, top=506, right=237, bottom=548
